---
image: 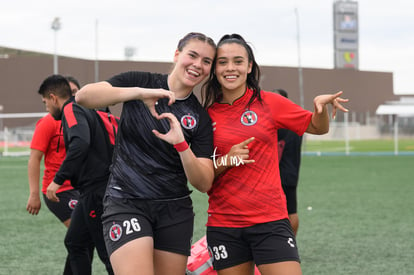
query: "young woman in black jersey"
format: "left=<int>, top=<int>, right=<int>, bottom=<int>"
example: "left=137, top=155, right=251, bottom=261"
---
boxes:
left=76, top=32, right=216, bottom=275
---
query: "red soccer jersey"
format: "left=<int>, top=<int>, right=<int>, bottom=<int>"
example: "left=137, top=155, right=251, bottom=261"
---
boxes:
left=207, top=88, right=312, bottom=227
left=30, top=114, right=74, bottom=194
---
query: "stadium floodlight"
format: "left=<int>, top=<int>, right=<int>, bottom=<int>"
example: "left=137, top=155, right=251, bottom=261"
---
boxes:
left=51, top=17, right=61, bottom=74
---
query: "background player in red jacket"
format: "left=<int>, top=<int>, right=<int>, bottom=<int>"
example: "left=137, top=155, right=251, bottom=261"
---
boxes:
left=202, top=34, right=348, bottom=275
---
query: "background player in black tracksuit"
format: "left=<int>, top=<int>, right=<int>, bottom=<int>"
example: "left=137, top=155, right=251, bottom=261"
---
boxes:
left=38, top=75, right=114, bottom=275
left=276, top=89, right=303, bottom=236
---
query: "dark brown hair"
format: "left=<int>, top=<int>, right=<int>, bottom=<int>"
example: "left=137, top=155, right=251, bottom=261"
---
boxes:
left=177, top=32, right=216, bottom=52
left=201, top=34, right=262, bottom=109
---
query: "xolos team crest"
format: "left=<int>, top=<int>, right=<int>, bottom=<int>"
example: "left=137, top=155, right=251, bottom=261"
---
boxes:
left=181, top=114, right=197, bottom=129
left=240, top=110, right=258, bottom=126
left=109, top=223, right=123, bottom=241
left=68, top=199, right=78, bottom=210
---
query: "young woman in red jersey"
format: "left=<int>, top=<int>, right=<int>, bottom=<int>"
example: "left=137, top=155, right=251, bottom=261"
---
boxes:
left=202, top=34, right=348, bottom=275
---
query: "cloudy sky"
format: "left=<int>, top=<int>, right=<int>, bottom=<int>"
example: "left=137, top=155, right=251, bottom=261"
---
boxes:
left=1, top=0, right=412, bottom=94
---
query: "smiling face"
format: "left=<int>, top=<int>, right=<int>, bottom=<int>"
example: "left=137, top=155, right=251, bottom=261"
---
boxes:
left=215, top=42, right=252, bottom=99
left=172, top=39, right=216, bottom=89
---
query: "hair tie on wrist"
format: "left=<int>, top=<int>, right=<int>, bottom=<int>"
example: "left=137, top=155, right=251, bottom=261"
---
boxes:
left=174, top=141, right=189, bottom=152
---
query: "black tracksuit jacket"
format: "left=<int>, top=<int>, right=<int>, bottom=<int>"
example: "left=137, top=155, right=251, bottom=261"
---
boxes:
left=53, top=97, right=113, bottom=194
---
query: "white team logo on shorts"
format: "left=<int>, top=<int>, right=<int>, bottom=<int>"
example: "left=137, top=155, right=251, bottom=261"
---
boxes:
left=181, top=114, right=197, bottom=129
left=109, top=223, right=123, bottom=241
left=240, top=110, right=258, bottom=126
left=68, top=199, right=78, bottom=210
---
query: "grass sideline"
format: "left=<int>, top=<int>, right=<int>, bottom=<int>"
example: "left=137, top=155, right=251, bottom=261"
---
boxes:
left=2, top=138, right=414, bottom=155
left=1, top=155, right=413, bottom=274
left=304, top=138, right=414, bottom=154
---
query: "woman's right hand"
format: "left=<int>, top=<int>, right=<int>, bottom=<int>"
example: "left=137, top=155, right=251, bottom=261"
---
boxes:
left=225, top=137, right=256, bottom=167
left=139, top=88, right=175, bottom=118
left=213, top=137, right=255, bottom=177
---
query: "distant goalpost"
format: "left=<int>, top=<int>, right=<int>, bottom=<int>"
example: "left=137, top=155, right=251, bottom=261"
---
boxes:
left=0, top=112, right=47, bottom=157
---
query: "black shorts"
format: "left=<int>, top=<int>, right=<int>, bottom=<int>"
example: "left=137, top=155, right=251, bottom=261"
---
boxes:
left=102, top=195, right=194, bottom=256
left=207, top=219, right=300, bottom=270
left=282, top=185, right=297, bottom=214
left=43, top=189, right=80, bottom=222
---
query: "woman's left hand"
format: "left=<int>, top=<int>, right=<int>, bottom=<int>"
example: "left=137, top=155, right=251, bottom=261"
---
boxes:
left=152, top=112, right=185, bottom=145
left=314, top=91, right=349, bottom=119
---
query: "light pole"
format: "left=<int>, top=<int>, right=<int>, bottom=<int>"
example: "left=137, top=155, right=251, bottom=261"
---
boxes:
left=295, top=8, right=307, bottom=152
left=294, top=8, right=304, bottom=109
left=51, top=17, right=61, bottom=74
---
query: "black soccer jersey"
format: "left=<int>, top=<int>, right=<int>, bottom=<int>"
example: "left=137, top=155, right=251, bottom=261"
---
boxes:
left=106, top=71, right=213, bottom=199
left=278, top=128, right=303, bottom=187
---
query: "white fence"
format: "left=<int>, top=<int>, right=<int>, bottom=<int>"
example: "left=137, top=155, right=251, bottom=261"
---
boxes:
left=0, top=112, right=46, bottom=156
left=1, top=112, right=413, bottom=156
